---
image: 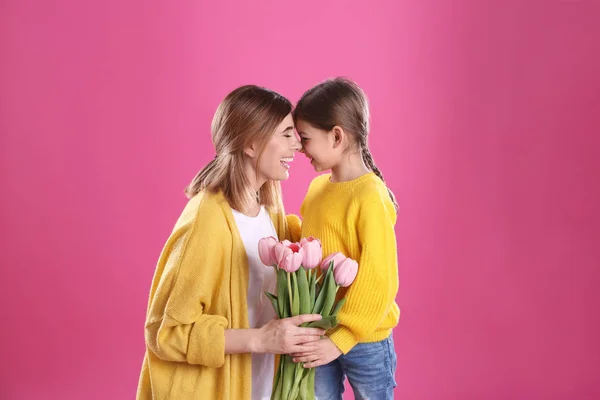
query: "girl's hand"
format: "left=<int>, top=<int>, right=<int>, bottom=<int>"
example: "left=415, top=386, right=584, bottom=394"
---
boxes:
left=291, top=337, right=342, bottom=368
left=255, top=314, right=326, bottom=354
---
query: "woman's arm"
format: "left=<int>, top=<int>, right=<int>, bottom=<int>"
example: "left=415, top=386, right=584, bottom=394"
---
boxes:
left=225, top=314, right=325, bottom=355
left=145, top=197, right=323, bottom=368
left=286, top=214, right=302, bottom=243
left=144, top=198, right=233, bottom=368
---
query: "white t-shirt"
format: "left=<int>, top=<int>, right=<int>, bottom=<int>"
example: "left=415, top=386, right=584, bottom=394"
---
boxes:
left=231, top=206, right=278, bottom=400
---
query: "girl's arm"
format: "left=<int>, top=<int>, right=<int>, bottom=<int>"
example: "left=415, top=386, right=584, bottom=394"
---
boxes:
left=328, top=194, right=399, bottom=355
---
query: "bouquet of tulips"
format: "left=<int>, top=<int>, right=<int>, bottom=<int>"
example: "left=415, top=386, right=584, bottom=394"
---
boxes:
left=258, top=236, right=358, bottom=400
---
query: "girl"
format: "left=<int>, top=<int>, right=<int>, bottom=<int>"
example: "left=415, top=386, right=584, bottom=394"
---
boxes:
left=292, top=78, right=400, bottom=400
left=136, top=85, right=326, bottom=400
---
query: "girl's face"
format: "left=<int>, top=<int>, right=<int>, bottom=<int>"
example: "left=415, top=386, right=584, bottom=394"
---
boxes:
left=296, top=119, right=342, bottom=172
left=255, top=113, right=302, bottom=182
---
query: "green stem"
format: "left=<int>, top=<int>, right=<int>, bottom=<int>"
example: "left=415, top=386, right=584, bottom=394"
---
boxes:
left=292, top=270, right=300, bottom=316
left=288, top=363, right=304, bottom=400
left=308, top=368, right=315, bottom=399
left=281, top=355, right=295, bottom=400
left=315, top=273, right=323, bottom=285
left=287, top=272, right=293, bottom=315
left=298, top=367, right=311, bottom=400
left=277, top=268, right=288, bottom=318
left=271, top=356, right=284, bottom=400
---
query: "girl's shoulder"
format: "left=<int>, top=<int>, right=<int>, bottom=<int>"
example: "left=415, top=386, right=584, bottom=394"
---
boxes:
left=354, top=175, right=397, bottom=221
left=301, top=174, right=332, bottom=199
left=308, top=173, right=331, bottom=188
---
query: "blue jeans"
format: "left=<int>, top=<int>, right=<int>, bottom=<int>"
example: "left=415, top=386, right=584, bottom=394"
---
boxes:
left=315, top=335, right=397, bottom=400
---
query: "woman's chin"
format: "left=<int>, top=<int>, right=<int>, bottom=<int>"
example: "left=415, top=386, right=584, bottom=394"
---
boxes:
left=273, top=170, right=290, bottom=181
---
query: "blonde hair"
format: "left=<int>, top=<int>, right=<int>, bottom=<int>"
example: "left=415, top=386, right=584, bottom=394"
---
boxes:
left=294, top=77, right=398, bottom=212
left=185, top=85, right=292, bottom=214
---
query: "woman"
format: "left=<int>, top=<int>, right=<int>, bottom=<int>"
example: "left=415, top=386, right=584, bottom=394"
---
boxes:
left=137, top=85, right=324, bottom=400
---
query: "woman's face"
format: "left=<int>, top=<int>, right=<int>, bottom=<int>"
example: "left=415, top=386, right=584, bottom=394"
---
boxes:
left=255, top=113, right=302, bottom=182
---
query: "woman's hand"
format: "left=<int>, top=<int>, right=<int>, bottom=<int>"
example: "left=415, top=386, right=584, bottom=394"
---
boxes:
left=254, top=314, right=326, bottom=354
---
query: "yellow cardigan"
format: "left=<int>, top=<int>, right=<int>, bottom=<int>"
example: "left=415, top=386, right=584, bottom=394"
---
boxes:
left=136, top=190, right=301, bottom=400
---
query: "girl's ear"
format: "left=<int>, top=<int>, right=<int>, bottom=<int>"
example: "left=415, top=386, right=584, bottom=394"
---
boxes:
left=331, top=126, right=346, bottom=149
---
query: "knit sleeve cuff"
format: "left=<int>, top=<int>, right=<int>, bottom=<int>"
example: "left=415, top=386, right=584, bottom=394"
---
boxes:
left=328, top=326, right=358, bottom=355
left=187, top=314, right=229, bottom=368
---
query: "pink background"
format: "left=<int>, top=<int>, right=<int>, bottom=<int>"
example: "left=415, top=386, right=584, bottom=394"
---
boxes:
left=1, top=0, right=599, bottom=399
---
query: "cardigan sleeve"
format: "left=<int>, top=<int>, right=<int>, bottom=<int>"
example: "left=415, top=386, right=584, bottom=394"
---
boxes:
left=285, top=214, right=302, bottom=243
left=269, top=208, right=302, bottom=243
left=144, top=195, right=231, bottom=368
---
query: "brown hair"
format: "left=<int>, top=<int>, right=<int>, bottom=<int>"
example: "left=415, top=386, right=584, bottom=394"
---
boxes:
left=294, top=77, right=398, bottom=211
left=185, top=85, right=292, bottom=214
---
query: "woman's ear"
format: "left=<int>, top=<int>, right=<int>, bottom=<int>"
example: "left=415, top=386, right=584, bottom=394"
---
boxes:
left=244, top=142, right=258, bottom=158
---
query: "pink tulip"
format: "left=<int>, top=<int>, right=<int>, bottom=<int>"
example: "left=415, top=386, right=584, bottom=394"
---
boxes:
left=273, top=240, right=293, bottom=263
left=320, top=252, right=348, bottom=272
left=288, top=242, right=302, bottom=253
left=333, top=257, right=358, bottom=287
left=279, top=242, right=304, bottom=273
left=258, top=236, right=278, bottom=266
left=300, top=237, right=316, bottom=246
left=273, top=242, right=289, bottom=265
left=300, top=237, right=322, bottom=269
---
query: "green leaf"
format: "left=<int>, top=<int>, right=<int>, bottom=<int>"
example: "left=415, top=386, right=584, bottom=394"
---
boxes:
left=264, top=291, right=280, bottom=318
left=281, top=355, right=295, bottom=399
left=321, top=263, right=338, bottom=316
left=311, top=262, right=333, bottom=314
left=308, top=368, right=315, bottom=399
left=306, top=315, right=337, bottom=330
left=299, top=367, right=310, bottom=400
left=277, top=268, right=289, bottom=318
left=330, top=297, right=346, bottom=317
left=271, top=356, right=284, bottom=400
left=297, top=268, right=310, bottom=315
left=288, top=363, right=304, bottom=400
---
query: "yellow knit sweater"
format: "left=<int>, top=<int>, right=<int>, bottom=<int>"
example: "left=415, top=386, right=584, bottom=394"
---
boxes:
left=136, top=190, right=301, bottom=400
left=300, top=172, right=400, bottom=354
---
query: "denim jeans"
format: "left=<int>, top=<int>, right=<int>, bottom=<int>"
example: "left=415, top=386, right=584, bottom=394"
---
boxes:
left=315, top=335, right=397, bottom=400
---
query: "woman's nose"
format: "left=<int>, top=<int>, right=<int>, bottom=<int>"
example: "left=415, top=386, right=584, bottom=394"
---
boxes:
left=291, top=135, right=302, bottom=152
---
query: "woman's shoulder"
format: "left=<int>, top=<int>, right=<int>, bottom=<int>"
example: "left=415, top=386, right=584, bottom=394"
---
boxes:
left=174, top=190, right=231, bottom=232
